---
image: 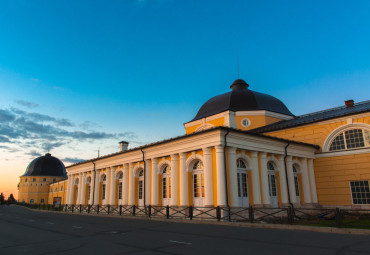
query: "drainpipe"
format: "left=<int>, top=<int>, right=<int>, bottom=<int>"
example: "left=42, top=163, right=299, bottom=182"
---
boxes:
left=140, top=148, right=146, bottom=206
left=91, top=161, right=96, bottom=205
left=223, top=129, right=230, bottom=208
left=284, top=142, right=293, bottom=207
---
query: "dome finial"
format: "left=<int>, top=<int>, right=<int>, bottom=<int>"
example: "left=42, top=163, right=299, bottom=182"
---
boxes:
left=230, top=79, right=249, bottom=91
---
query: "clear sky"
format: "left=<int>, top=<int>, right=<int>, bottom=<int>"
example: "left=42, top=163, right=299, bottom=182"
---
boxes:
left=1, top=0, right=369, bottom=199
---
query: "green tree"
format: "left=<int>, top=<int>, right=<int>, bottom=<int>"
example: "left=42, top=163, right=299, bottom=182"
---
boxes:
left=0, top=193, right=4, bottom=204
left=7, top=194, right=16, bottom=204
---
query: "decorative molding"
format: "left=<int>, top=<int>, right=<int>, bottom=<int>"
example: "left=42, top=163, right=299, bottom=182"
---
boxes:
left=322, top=123, right=370, bottom=152
left=186, top=153, right=204, bottom=172
left=316, top=148, right=370, bottom=158
left=235, top=110, right=294, bottom=120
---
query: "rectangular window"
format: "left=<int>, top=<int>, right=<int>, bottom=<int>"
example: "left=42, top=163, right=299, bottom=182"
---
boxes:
left=169, top=177, right=171, bottom=198
left=350, top=181, right=370, bottom=204
left=102, top=184, right=106, bottom=200
left=294, top=176, right=300, bottom=196
left=163, top=178, right=167, bottom=198
left=119, top=183, right=122, bottom=200
left=61, top=186, right=63, bottom=191
left=33, top=178, right=36, bottom=182
left=43, top=178, right=46, bottom=182
left=41, top=199, right=44, bottom=203
left=193, top=174, right=198, bottom=197
left=237, top=173, right=241, bottom=197
left=241, top=173, right=248, bottom=197
left=138, top=180, right=143, bottom=199
left=88, top=186, right=91, bottom=200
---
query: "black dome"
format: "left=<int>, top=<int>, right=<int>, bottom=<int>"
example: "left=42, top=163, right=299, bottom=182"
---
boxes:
left=191, top=79, right=294, bottom=121
left=22, top=153, right=67, bottom=177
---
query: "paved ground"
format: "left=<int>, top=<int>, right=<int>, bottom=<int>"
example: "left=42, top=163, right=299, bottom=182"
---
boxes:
left=1, top=205, right=370, bottom=255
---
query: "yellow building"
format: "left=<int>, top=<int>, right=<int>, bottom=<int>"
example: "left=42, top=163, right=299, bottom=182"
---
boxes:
left=19, top=79, right=370, bottom=209
left=18, top=153, right=67, bottom=205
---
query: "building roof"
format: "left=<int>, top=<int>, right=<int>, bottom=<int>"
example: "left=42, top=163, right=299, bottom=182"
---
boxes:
left=22, top=153, right=67, bottom=177
left=189, top=79, right=294, bottom=122
left=67, top=126, right=319, bottom=168
left=250, top=100, right=370, bottom=133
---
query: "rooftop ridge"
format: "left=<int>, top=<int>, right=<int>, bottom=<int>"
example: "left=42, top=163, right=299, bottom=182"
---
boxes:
left=297, top=100, right=370, bottom=118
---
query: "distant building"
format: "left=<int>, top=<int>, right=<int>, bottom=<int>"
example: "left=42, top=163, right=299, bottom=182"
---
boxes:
left=21, top=79, right=370, bottom=209
left=18, top=153, right=67, bottom=205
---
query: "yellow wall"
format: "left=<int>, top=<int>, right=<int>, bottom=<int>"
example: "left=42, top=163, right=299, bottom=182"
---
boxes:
left=48, top=180, right=68, bottom=205
left=235, top=115, right=283, bottom=131
left=18, top=176, right=66, bottom=204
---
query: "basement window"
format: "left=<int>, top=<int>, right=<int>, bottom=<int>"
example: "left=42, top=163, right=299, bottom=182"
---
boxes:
left=350, top=181, right=370, bottom=205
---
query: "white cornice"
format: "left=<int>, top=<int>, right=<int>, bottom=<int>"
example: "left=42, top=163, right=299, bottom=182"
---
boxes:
left=235, top=110, right=294, bottom=120
left=315, top=148, right=370, bottom=158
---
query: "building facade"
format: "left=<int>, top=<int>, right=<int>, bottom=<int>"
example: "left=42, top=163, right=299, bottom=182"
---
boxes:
left=32, top=79, right=369, bottom=209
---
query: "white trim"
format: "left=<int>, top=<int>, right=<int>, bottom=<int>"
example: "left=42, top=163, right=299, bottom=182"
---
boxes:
left=158, top=159, right=171, bottom=175
left=236, top=110, right=294, bottom=120
left=195, top=123, right=215, bottom=132
left=186, top=153, right=204, bottom=172
left=322, top=123, right=370, bottom=152
left=316, top=148, right=370, bottom=158
left=236, top=153, right=251, bottom=170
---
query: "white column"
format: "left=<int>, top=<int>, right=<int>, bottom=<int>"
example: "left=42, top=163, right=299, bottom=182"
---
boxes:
left=301, top=158, right=312, bottom=204
left=308, top=159, right=318, bottom=203
left=110, top=167, right=116, bottom=205
left=215, top=145, right=227, bottom=206
left=227, top=147, right=239, bottom=207
left=80, top=173, right=86, bottom=205
left=251, top=152, right=262, bottom=205
left=94, top=171, right=100, bottom=205
left=151, top=158, right=159, bottom=206
left=66, top=175, right=72, bottom=204
left=128, top=163, right=135, bottom=205
left=170, top=155, right=179, bottom=206
left=203, top=147, right=214, bottom=206
left=123, top=164, right=129, bottom=205
left=68, top=175, right=74, bottom=205
left=179, top=152, right=188, bottom=206
left=145, top=159, right=151, bottom=206
left=90, top=172, right=95, bottom=204
left=260, top=152, right=271, bottom=206
left=277, top=155, right=289, bottom=205
left=105, top=168, right=111, bottom=205
left=77, top=174, right=83, bottom=204
left=286, top=156, right=297, bottom=203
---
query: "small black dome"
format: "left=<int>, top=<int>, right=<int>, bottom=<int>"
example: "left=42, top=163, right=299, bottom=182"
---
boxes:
left=191, top=79, right=294, bottom=121
left=22, top=153, right=67, bottom=177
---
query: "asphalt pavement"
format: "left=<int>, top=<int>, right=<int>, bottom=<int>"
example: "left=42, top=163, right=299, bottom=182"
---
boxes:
left=0, top=205, right=370, bottom=255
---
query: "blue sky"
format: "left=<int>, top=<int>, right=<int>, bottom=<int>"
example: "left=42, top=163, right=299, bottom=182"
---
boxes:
left=1, top=0, right=370, bottom=197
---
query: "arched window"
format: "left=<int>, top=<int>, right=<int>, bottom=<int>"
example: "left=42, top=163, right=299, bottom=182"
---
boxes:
left=117, top=172, right=123, bottom=180
left=193, top=160, right=204, bottom=170
left=138, top=169, right=144, bottom=177
left=293, top=165, right=300, bottom=197
left=117, top=172, right=123, bottom=200
left=237, top=159, right=247, bottom=169
left=162, top=165, right=171, bottom=203
left=267, top=161, right=278, bottom=207
left=267, top=162, right=275, bottom=171
left=329, top=128, right=370, bottom=152
left=101, top=175, right=107, bottom=200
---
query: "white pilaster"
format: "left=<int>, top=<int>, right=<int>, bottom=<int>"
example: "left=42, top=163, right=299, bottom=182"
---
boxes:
left=66, top=175, right=72, bottom=204
left=151, top=158, right=159, bottom=206
left=90, top=172, right=95, bottom=204
left=77, top=174, right=83, bottom=204
left=301, top=158, right=312, bottom=204
left=260, top=152, right=270, bottom=205
left=110, top=166, right=116, bottom=205
left=94, top=171, right=100, bottom=205
left=203, top=147, right=214, bottom=206
left=123, top=164, right=129, bottom=205
left=251, top=152, right=262, bottom=205
left=286, top=156, right=297, bottom=203
left=179, top=152, right=188, bottom=206
left=215, top=145, right=227, bottom=206
left=170, top=155, right=179, bottom=206
left=308, top=159, right=318, bottom=203
left=81, top=173, right=86, bottom=205
left=128, top=163, right=135, bottom=205
left=277, top=155, right=288, bottom=204
left=227, top=147, right=239, bottom=207
left=145, top=159, right=151, bottom=206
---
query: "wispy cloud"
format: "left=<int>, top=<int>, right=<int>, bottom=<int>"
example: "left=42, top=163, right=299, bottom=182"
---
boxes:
left=62, top=157, right=86, bottom=164
left=14, top=100, right=39, bottom=109
left=30, top=78, right=39, bottom=83
left=0, top=107, right=137, bottom=156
